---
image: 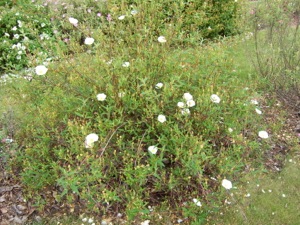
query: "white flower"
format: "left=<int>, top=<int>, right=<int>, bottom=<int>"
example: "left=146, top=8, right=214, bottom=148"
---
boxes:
left=210, top=94, right=221, bottom=103
left=155, top=82, right=163, bottom=89
left=41, top=23, right=46, bottom=27
left=97, top=93, right=107, bottom=101
left=225, top=199, right=231, bottom=205
left=88, top=218, right=94, bottom=223
left=84, top=37, right=94, bottom=45
left=12, top=26, right=17, bottom=31
left=228, top=128, right=233, bottom=133
left=282, top=194, right=286, bottom=197
left=4, top=33, right=10, bottom=37
left=82, top=218, right=88, bottom=222
left=140, top=220, right=150, bottom=225
left=183, top=93, right=193, bottom=101
left=192, top=198, right=202, bottom=207
left=14, top=34, right=20, bottom=39
left=221, top=179, right=232, bottom=190
left=104, top=58, right=113, bottom=65
left=16, top=55, right=21, bottom=60
left=245, top=193, right=251, bottom=197
left=35, top=65, right=48, bottom=75
left=148, top=146, right=158, bottom=154
left=177, top=102, right=185, bottom=108
left=258, top=131, right=269, bottom=139
left=69, top=17, right=78, bottom=25
left=186, top=99, right=196, bottom=107
left=157, top=115, right=166, bottom=123
left=250, top=99, right=259, bottom=105
left=85, top=133, right=99, bottom=148
left=122, top=62, right=130, bottom=67
left=118, top=15, right=125, bottom=20
left=157, top=36, right=167, bottom=43
left=17, top=20, right=22, bottom=27
left=255, top=108, right=262, bottom=114
left=131, top=10, right=138, bottom=15
left=181, top=108, right=190, bottom=115
left=118, top=92, right=125, bottom=98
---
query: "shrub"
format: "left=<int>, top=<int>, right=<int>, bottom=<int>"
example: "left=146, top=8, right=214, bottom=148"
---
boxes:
left=248, top=0, right=300, bottom=96
left=2, top=0, right=269, bottom=223
left=0, top=1, right=63, bottom=72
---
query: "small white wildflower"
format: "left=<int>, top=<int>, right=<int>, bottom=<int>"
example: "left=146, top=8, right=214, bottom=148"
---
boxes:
left=82, top=218, right=88, bottom=222
left=177, top=219, right=183, bottom=223
left=35, top=65, right=48, bottom=75
left=222, top=179, right=232, bottom=190
left=118, top=92, right=125, bottom=98
left=268, top=189, right=272, bottom=193
left=12, top=26, right=17, bottom=31
left=157, top=36, right=167, bottom=43
left=181, top=108, right=190, bottom=115
left=262, top=189, right=266, bottom=193
left=88, top=218, right=94, bottom=223
left=118, top=15, right=125, bottom=20
left=101, top=220, right=108, bottom=225
left=131, top=10, right=138, bottom=15
left=68, top=17, right=78, bottom=25
left=282, top=194, right=286, bottom=197
left=183, top=93, right=193, bottom=101
left=157, top=114, right=166, bottom=123
left=106, top=59, right=113, bottom=65
left=186, top=99, right=196, bottom=107
left=17, top=20, right=22, bottom=27
left=97, top=93, right=107, bottom=101
left=192, top=198, right=202, bottom=207
left=255, top=108, right=262, bottom=114
left=225, top=199, right=231, bottom=204
left=14, top=34, right=20, bottom=39
left=258, top=131, right=269, bottom=139
left=210, top=94, right=221, bottom=103
left=41, top=23, right=46, bottom=27
left=148, top=146, right=158, bottom=154
left=245, top=193, right=251, bottom=197
left=4, top=33, right=10, bottom=37
left=251, top=99, right=259, bottom=105
left=85, top=133, right=99, bottom=148
left=228, top=128, right=233, bottom=133
left=16, top=55, right=21, bottom=60
left=177, top=102, right=185, bottom=108
left=155, top=82, right=163, bottom=89
left=140, top=220, right=150, bottom=225
left=84, top=37, right=94, bottom=45
left=122, top=62, right=130, bottom=67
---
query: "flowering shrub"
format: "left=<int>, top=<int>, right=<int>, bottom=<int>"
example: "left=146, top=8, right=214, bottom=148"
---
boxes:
left=1, top=0, right=273, bottom=223
left=0, top=2, right=58, bottom=72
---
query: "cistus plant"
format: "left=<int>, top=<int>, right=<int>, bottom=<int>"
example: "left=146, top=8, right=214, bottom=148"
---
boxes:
left=2, top=0, right=270, bottom=223
left=0, top=1, right=63, bottom=73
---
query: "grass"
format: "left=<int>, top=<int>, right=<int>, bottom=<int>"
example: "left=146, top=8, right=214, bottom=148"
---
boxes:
left=0, top=0, right=299, bottom=224
left=207, top=154, right=300, bottom=225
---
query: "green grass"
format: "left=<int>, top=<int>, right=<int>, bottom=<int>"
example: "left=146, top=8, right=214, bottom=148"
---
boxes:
left=207, top=154, right=300, bottom=225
